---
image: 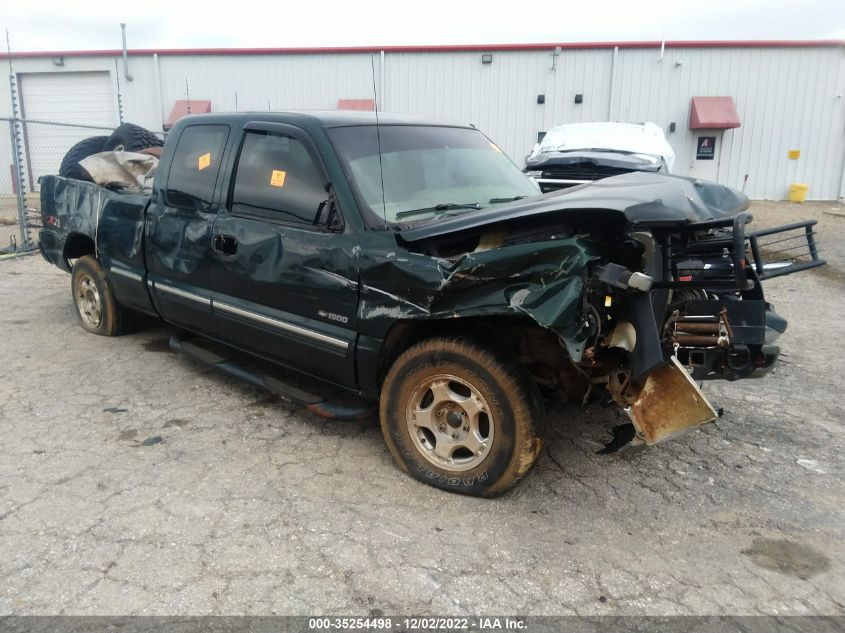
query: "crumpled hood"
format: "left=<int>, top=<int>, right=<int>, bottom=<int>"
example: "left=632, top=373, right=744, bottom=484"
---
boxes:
left=400, top=172, right=750, bottom=242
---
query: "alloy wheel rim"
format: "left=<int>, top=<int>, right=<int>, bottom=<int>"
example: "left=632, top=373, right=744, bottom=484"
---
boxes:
left=405, top=373, right=494, bottom=472
left=76, top=274, right=102, bottom=328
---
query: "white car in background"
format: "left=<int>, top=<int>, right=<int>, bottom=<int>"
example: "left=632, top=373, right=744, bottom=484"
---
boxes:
left=525, top=121, right=675, bottom=193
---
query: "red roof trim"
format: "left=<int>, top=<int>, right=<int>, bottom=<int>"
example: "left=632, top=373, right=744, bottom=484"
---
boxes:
left=1, top=39, right=842, bottom=59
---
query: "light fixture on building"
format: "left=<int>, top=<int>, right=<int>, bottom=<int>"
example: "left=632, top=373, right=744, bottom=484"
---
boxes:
left=481, top=54, right=493, bottom=64
left=52, top=57, right=64, bottom=66
left=537, top=94, right=545, bottom=104
left=574, top=93, right=583, bottom=104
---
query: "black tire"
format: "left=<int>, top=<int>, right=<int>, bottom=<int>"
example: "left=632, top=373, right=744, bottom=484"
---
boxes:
left=70, top=256, right=130, bottom=336
left=103, top=123, right=164, bottom=152
left=59, top=136, right=109, bottom=181
left=379, top=337, right=545, bottom=497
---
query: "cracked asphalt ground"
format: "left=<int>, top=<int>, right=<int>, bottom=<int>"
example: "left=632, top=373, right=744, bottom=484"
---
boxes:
left=0, top=202, right=843, bottom=616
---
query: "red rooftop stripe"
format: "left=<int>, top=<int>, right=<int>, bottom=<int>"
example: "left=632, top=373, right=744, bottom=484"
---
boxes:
left=1, top=39, right=843, bottom=59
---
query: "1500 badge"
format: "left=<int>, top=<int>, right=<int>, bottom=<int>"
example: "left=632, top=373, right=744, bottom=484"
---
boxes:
left=318, top=310, right=349, bottom=324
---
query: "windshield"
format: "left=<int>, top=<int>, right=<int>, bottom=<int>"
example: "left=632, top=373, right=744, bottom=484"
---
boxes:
left=328, top=125, right=540, bottom=226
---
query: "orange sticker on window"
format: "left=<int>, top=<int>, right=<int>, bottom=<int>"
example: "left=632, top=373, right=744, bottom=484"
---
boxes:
left=270, top=170, right=286, bottom=187
left=198, top=153, right=211, bottom=170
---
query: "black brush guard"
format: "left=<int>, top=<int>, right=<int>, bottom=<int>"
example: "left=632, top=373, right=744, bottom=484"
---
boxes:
left=653, top=211, right=826, bottom=290
left=747, top=217, right=825, bottom=280
left=643, top=211, right=824, bottom=381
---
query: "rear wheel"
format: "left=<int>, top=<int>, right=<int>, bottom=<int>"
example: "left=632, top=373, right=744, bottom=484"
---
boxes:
left=379, top=337, right=545, bottom=497
left=71, top=256, right=128, bottom=336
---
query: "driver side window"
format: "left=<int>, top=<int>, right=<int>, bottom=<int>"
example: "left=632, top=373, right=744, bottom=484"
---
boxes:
left=230, top=131, right=328, bottom=225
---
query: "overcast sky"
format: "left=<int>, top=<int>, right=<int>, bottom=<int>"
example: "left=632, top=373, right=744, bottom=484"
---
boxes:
left=2, top=0, right=844, bottom=52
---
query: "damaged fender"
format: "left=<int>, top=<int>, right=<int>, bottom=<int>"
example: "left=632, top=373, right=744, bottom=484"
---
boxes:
left=357, top=237, right=600, bottom=360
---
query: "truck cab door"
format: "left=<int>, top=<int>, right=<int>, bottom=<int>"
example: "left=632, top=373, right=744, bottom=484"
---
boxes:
left=145, top=123, right=232, bottom=334
left=204, top=123, right=359, bottom=388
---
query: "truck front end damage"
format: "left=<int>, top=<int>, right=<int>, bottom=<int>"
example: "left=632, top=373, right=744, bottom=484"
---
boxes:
left=383, top=173, right=824, bottom=453
left=578, top=210, right=824, bottom=451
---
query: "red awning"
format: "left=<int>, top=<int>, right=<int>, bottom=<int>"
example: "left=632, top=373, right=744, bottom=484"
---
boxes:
left=165, top=99, right=212, bottom=129
left=337, top=99, right=375, bottom=111
left=689, top=96, right=740, bottom=129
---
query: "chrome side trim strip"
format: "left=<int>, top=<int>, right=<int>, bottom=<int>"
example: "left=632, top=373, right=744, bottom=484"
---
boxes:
left=213, top=300, right=348, bottom=351
left=154, top=283, right=211, bottom=306
left=109, top=266, right=143, bottom=283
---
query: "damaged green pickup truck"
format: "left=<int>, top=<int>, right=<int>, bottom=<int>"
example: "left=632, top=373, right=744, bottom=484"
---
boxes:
left=39, top=112, right=825, bottom=496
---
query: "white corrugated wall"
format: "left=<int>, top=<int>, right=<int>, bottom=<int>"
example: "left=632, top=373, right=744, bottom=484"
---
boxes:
left=608, top=46, right=845, bottom=199
left=382, top=50, right=615, bottom=163
left=157, top=53, right=379, bottom=113
left=3, top=44, right=844, bottom=199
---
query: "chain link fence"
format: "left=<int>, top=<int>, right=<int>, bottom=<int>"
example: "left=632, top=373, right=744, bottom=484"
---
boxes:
left=1, top=117, right=160, bottom=254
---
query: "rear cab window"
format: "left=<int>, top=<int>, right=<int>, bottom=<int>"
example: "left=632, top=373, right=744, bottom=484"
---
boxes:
left=165, top=125, right=230, bottom=210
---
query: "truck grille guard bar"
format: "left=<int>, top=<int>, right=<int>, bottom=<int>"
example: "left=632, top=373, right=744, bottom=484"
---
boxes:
left=747, top=217, right=824, bottom=280
left=651, top=211, right=826, bottom=291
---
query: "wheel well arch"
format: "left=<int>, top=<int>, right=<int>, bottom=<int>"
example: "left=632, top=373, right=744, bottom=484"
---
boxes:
left=376, top=315, right=580, bottom=397
left=63, top=233, right=96, bottom=267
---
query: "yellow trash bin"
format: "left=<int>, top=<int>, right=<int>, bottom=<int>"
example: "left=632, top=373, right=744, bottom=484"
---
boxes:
left=789, top=183, right=809, bottom=202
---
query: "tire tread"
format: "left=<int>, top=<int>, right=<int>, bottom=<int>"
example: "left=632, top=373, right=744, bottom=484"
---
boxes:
left=103, top=123, right=164, bottom=152
left=59, top=136, right=109, bottom=181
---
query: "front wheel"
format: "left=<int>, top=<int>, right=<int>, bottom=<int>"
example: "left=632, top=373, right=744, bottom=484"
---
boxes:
left=379, top=337, right=545, bottom=497
left=71, top=255, right=128, bottom=336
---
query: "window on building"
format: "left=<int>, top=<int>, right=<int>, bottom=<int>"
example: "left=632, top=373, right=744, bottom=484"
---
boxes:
left=230, top=131, right=328, bottom=225
left=165, top=124, right=230, bottom=211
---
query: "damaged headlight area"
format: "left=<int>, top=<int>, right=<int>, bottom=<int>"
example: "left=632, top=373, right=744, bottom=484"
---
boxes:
left=557, top=256, right=718, bottom=452
left=566, top=211, right=822, bottom=453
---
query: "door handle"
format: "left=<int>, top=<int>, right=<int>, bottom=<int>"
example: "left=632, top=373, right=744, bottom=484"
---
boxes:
left=213, top=234, right=238, bottom=255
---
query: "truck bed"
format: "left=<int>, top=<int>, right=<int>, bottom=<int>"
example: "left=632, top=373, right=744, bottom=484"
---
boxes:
left=39, top=176, right=150, bottom=272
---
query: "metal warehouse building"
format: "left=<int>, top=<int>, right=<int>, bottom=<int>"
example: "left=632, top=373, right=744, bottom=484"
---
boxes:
left=2, top=40, right=844, bottom=200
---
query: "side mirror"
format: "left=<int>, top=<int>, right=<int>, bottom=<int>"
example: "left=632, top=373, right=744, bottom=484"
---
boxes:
left=327, top=201, right=344, bottom=232
left=314, top=183, right=344, bottom=232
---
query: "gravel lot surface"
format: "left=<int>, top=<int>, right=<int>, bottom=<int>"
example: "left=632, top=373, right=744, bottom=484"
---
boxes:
left=0, top=201, right=842, bottom=616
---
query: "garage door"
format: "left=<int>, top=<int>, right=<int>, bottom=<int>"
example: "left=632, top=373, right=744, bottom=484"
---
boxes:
left=20, top=71, right=115, bottom=125
left=19, top=71, right=116, bottom=189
